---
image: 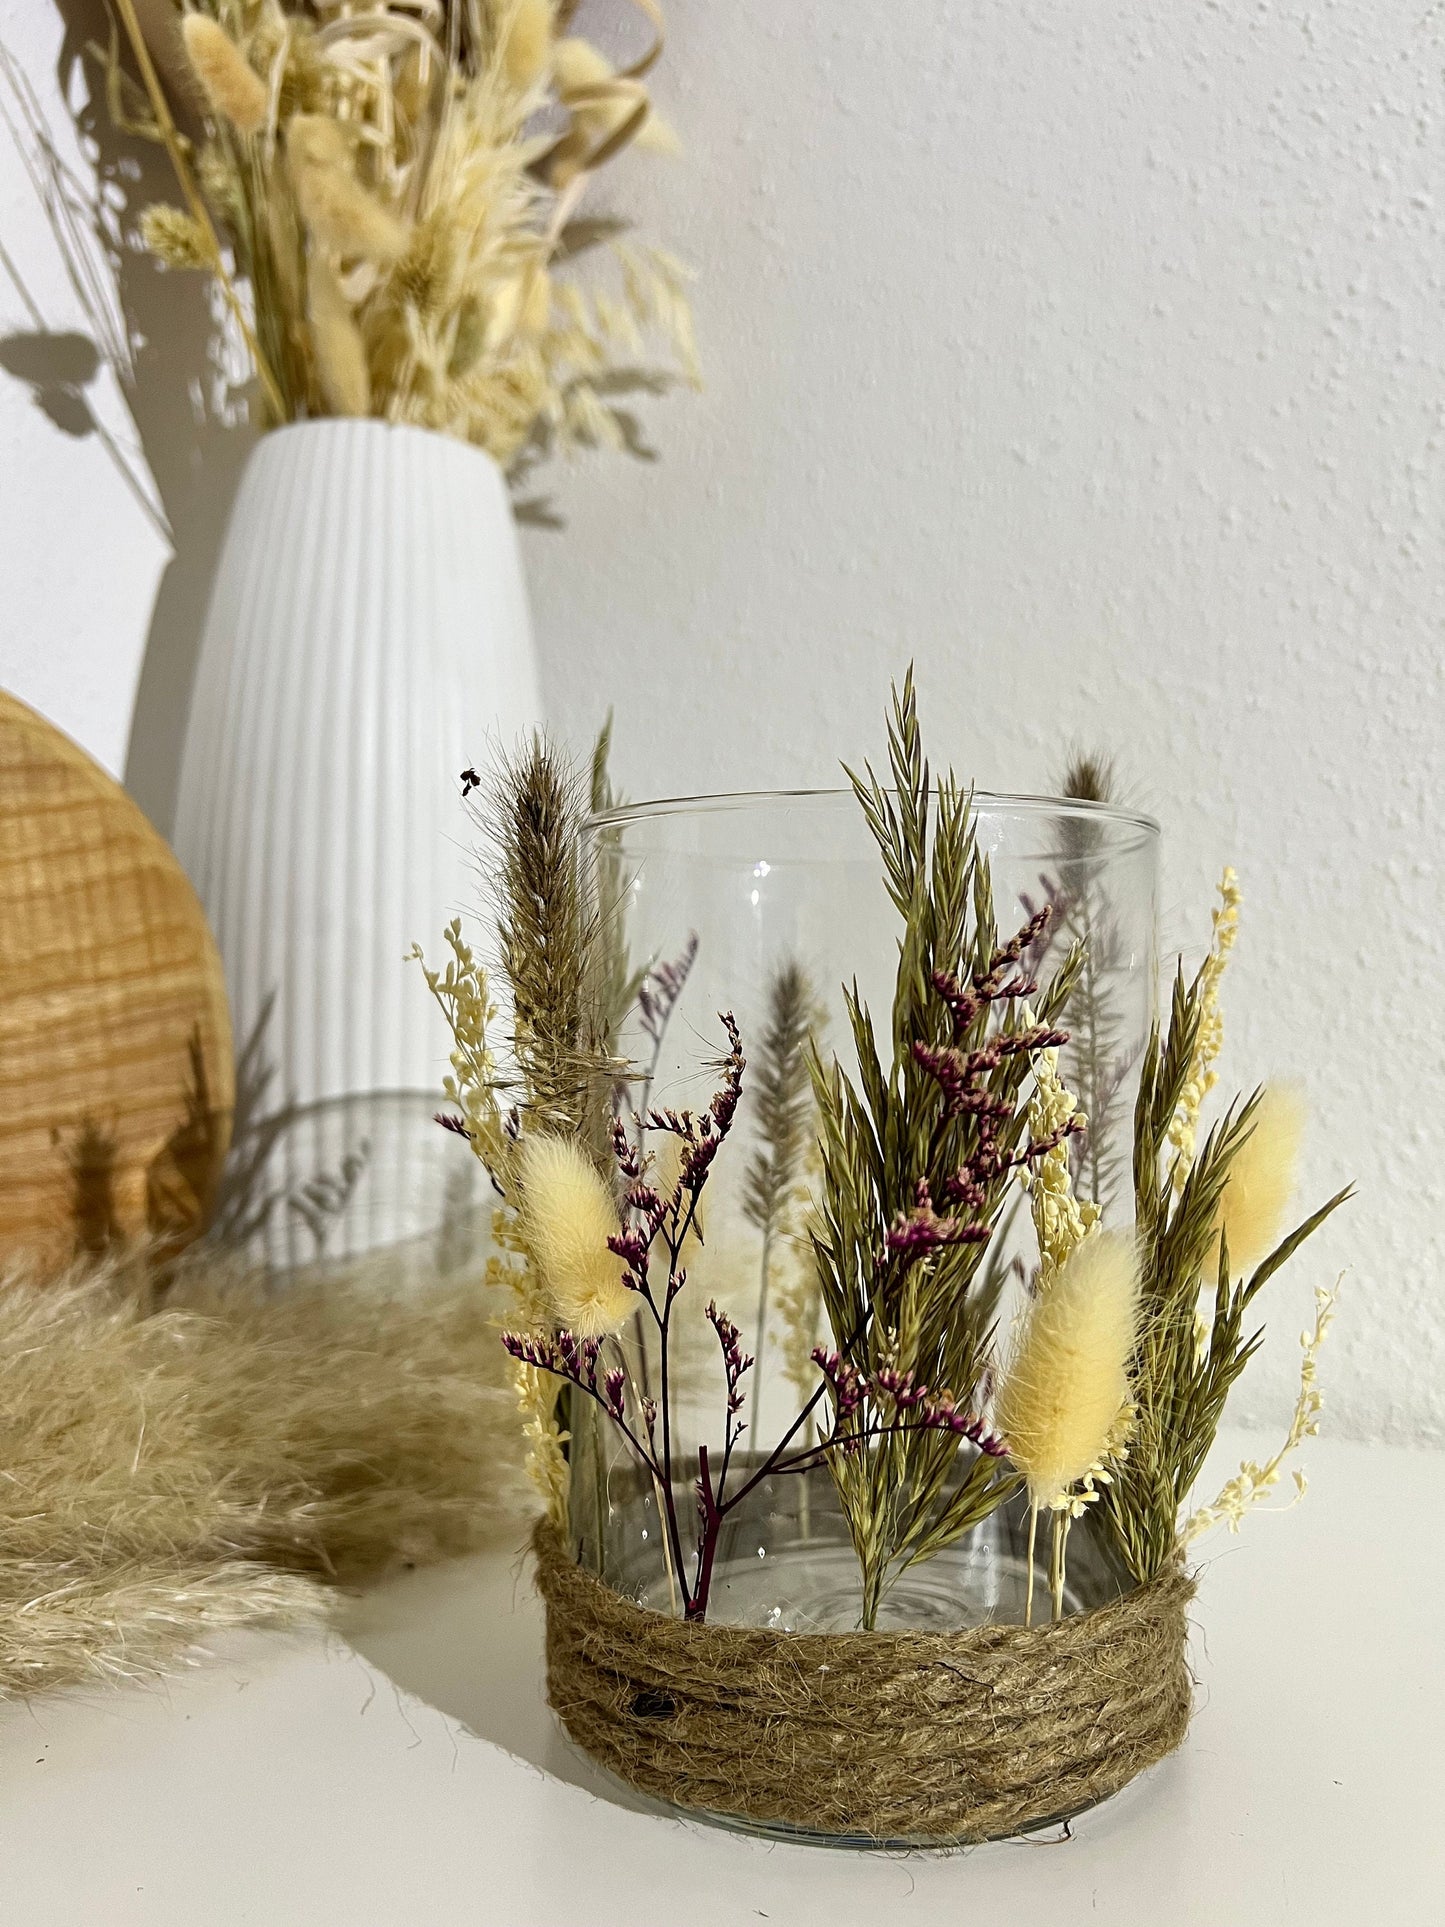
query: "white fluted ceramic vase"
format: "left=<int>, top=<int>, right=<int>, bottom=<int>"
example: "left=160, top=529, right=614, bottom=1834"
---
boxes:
left=174, top=420, right=540, bottom=1266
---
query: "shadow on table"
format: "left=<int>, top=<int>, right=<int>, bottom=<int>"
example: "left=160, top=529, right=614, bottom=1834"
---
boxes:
left=338, top=1537, right=658, bottom=1818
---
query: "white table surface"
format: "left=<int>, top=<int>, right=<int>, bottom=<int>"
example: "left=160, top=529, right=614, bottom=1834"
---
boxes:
left=2, top=1432, right=1440, bottom=1925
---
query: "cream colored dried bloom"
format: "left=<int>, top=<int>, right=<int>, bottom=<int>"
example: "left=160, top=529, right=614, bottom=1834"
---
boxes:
left=182, top=15, right=269, bottom=138
left=1211, top=1084, right=1305, bottom=1276
left=517, top=1135, right=630, bottom=1337
left=411, top=924, right=507, bottom=1176
left=139, top=204, right=212, bottom=270
left=1051, top=1398, right=1134, bottom=1518
left=287, top=115, right=409, bottom=264
left=1169, top=867, right=1241, bottom=1182
left=487, top=1210, right=569, bottom=1524
left=1025, top=1033, right=1100, bottom=1290
left=1185, top=1282, right=1337, bottom=1544
left=997, top=1230, right=1141, bottom=1509
left=306, top=253, right=370, bottom=416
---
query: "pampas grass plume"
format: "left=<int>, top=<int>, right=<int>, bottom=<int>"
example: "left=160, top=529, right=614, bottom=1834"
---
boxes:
left=1213, top=1085, right=1305, bottom=1275
left=286, top=116, right=408, bottom=265
left=182, top=15, right=269, bottom=138
left=0, top=1247, right=529, bottom=1696
left=997, top=1231, right=1141, bottom=1508
left=518, top=1134, right=631, bottom=1337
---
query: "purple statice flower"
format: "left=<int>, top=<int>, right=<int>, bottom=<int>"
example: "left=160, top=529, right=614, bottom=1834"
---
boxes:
left=811, top=1347, right=864, bottom=1425
left=603, top=1367, right=628, bottom=1424
left=885, top=1177, right=993, bottom=1264
left=706, top=1301, right=753, bottom=1416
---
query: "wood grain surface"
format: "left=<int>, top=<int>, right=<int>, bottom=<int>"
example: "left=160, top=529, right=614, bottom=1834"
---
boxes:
left=0, top=690, right=233, bottom=1270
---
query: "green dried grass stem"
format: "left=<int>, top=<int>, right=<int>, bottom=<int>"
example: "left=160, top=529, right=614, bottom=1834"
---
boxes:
left=1100, top=965, right=1351, bottom=1582
left=811, top=673, right=1079, bottom=1625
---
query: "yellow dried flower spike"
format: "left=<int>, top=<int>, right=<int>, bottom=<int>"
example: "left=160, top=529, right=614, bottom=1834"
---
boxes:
left=517, top=1135, right=631, bottom=1338
left=488, top=1210, right=570, bottom=1525
left=1169, top=866, right=1242, bottom=1181
left=181, top=15, right=269, bottom=138
left=1025, top=1035, right=1099, bottom=1291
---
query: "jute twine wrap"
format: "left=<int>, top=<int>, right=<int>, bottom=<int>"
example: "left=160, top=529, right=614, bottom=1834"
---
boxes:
left=534, top=1521, right=1195, bottom=1842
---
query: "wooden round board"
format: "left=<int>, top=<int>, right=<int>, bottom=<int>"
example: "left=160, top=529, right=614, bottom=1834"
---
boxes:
left=0, top=690, right=234, bottom=1271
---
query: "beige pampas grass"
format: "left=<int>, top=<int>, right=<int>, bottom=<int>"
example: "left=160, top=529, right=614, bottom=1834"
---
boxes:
left=0, top=1246, right=530, bottom=1697
left=307, top=252, right=371, bottom=416
left=1211, top=1085, right=1305, bottom=1276
left=287, top=115, right=409, bottom=265
left=181, top=15, right=268, bottom=138
left=517, top=1134, right=631, bottom=1337
left=997, top=1231, right=1141, bottom=1512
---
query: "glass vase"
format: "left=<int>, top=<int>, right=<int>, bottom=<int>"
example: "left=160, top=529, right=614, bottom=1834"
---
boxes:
left=578, top=782, right=1163, bottom=1610
left=560, top=787, right=1163, bottom=1841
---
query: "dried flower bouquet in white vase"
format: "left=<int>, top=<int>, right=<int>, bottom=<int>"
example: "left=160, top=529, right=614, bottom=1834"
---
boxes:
left=117, top=1, right=696, bottom=1261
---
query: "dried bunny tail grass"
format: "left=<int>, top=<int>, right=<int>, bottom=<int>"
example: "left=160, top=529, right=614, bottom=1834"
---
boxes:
left=517, top=1134, right=630, bottom=1336
left=997, top=1230, right=1141, bottom=1510
left=307, top=251, right=370, bottom=415
left=502, top=0, right=556, bottom=92
left=0, top=1245, right=532, bottom=1697
left=181, top=14, right=270, bottom=138
left=286, top=115, right=409, bottom=264
left=1210, top=1084, right=1305, bottom=1276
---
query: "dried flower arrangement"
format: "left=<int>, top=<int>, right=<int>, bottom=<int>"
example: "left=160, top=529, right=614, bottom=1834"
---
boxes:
left=0, top=1242, right=529, bottom=1698
left=419, top=679, right=1349, bottom=1841
left=111, top=1, right=696, bottom=474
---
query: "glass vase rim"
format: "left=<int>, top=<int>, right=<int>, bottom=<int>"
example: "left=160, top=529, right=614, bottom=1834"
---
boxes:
left=588, top=786, right=1160, bottom=849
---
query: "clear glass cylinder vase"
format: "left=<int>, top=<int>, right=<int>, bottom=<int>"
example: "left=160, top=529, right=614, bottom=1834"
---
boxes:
left=570, top=786, right=1160, bottom=1654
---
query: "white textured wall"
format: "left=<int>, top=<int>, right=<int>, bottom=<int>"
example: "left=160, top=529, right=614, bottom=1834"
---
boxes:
left=2, top=2, right=1441, bottom=1442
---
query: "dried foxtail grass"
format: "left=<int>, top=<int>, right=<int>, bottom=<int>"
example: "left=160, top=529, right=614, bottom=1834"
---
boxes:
left=0, top=1246, right=531, bottom=1697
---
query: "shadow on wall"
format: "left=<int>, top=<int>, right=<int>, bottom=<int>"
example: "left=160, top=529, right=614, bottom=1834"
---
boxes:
left=1, top=1, right=253, bottom=838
